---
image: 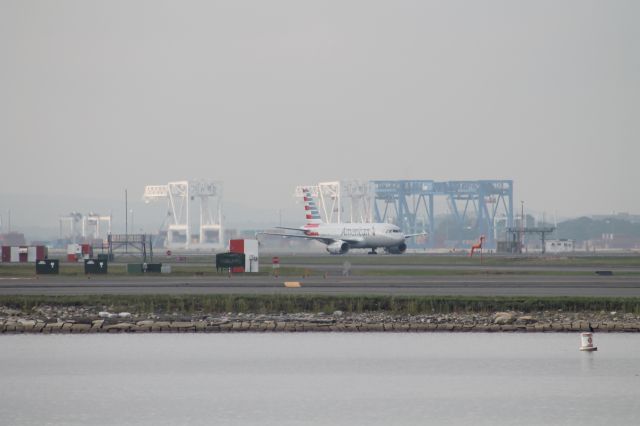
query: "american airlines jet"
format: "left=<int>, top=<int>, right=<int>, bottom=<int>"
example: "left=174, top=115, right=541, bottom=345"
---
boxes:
left=261, top=188, right=426, bottom=254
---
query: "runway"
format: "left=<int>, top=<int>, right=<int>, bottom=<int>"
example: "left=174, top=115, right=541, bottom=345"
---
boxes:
left=1, top=274, right=639, bottom=297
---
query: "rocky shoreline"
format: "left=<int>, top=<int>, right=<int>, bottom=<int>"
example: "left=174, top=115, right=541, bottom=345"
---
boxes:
left=2, top=305, right=640, bottom=333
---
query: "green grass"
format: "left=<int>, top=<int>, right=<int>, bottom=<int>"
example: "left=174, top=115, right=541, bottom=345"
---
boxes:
left=0, top=263, right=326, bottom=278
left=2, top=253, right=638, bottom=278
left=268, top=254, right=640, bottom=267
left=2, top=294, right=640, bottom=316
left=349, top=269, right=623, bottom=277
left=3, top=263, right=639, bottom=279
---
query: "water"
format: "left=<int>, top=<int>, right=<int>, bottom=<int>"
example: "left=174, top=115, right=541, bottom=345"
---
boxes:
left=1, top=333, right=639, bottom=425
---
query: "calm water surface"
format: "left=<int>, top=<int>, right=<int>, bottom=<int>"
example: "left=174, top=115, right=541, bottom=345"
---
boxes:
left=1, top=333, right=639, bottom=425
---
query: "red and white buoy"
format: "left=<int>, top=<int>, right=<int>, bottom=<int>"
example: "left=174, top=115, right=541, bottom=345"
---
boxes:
left=580, top=332, right=597, bottom=351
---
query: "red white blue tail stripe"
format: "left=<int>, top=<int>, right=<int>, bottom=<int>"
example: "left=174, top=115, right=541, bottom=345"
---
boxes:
left=303, top=188, right=322, bottom=227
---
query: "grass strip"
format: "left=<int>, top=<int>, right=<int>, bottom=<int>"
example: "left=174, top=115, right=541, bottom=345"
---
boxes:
left=271, top=255, right=640, bottom=267
left=2, top=295, right=640, bottom=316
left=4, top=264, right=638, bottom=278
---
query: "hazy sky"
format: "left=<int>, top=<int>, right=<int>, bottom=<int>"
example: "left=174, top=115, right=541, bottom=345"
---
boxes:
left=1, top=1, right=638, bottom=233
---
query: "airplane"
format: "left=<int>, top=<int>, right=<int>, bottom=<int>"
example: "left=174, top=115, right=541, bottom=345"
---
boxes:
left=259, top=188, right=426, bottom=255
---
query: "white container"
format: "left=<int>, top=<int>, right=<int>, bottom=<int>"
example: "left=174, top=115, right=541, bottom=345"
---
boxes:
left=67, top=243, right=81, bottom=255
left=161, top=264, right=172, bottom=274
left=10, top=246, right=20, bottom=262
left=244, top=239, right=259, bottom=272
left=580, top=332, right=597, bottom=351
left=27, top=246, right=37, bottom=262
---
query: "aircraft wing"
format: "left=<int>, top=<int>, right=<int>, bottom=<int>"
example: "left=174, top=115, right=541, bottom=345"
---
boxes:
left=257, top=232, right=362, bottom=245
left=404, top=232, right=428, bottom=239
left=275, top=226, right=306, bottom=232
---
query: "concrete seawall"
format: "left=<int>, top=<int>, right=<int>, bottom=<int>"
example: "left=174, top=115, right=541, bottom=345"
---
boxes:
left=3, top=318, right=640, bottom=334
left=3, top=306, right=639, bottom=334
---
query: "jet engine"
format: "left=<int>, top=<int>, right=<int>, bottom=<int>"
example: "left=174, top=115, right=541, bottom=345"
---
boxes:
left=326, top=241, right=350, bottom=255
left=385, top=242, right=407, bottom=254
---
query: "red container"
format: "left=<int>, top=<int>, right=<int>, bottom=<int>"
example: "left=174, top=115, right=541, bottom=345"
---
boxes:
left=36, top=246, right=47, bottom=259
left=229, top=239, right=245, bottom=273
left=1, top=246, right=10, bottom=263
left=19, top=246, right=28, bottom=263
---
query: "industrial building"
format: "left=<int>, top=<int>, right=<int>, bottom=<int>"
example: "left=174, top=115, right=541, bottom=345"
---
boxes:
left=545, top=239, right=575, bottom=254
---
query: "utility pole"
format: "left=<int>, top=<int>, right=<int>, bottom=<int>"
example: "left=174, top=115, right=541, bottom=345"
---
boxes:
left=520, top=201, right=524, bottom=253
left=125, top=189, right=128, bottom=253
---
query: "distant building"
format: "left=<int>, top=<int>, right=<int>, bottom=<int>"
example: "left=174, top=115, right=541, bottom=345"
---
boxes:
left=545, top=239, right=575, bottom=254
left=0, top=232, right=26, bottom=246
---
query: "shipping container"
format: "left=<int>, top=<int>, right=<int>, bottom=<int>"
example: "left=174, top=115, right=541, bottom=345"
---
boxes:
left=36, top=246, right=47, bottom=260
left=229, top=239, right=245, bottom=272
left=243, top=239, right=259, bottom=273
left=18, top=246, right=28, bottom=262
left=10, top=246, right=19, bottom=262
left=81, top=244, right=93, bottom=258
left=228, top=239, right=259, bottom=272
left=27, top=246, right=37, bottom=262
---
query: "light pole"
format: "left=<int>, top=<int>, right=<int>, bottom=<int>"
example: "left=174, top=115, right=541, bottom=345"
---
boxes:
left=520, top=200, right=525, bottom=253
left=125, top=189, right=128, bottom=253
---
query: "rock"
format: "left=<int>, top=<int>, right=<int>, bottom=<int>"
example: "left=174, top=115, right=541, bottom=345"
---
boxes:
left=333, top=310, right=343, bottom=317
left=98, top=312, right=110, bottom=318
left=170, top=321, right=195, bottom=330
left=70, top=324, right=91, bottom=333
left=17, top=319, right=36, bottom=327
left=493, top=312, right=515, bottom=325
left=151, top=321, right=171, bottom=331
left=104, top=323, right=134, bottom=331
left=395, top=323, right=410, bottom=332
left=91, top=320, right=105, bottom=329
left=118, top=312, right=132, bottom=318
left=517, top=316, right=537, bottom=324
left=44, top=322, right=64, bottom=332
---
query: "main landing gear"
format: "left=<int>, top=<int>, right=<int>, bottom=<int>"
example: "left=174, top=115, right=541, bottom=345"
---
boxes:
left=368, top=248, right=378, bottom=255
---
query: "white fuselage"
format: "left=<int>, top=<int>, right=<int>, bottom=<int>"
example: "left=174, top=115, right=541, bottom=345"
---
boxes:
left=302, top=222, right=405, bottom=249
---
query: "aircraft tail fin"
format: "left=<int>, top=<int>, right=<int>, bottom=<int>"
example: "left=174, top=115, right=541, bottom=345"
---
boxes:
left=302, top=188, right=323, bottom=226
